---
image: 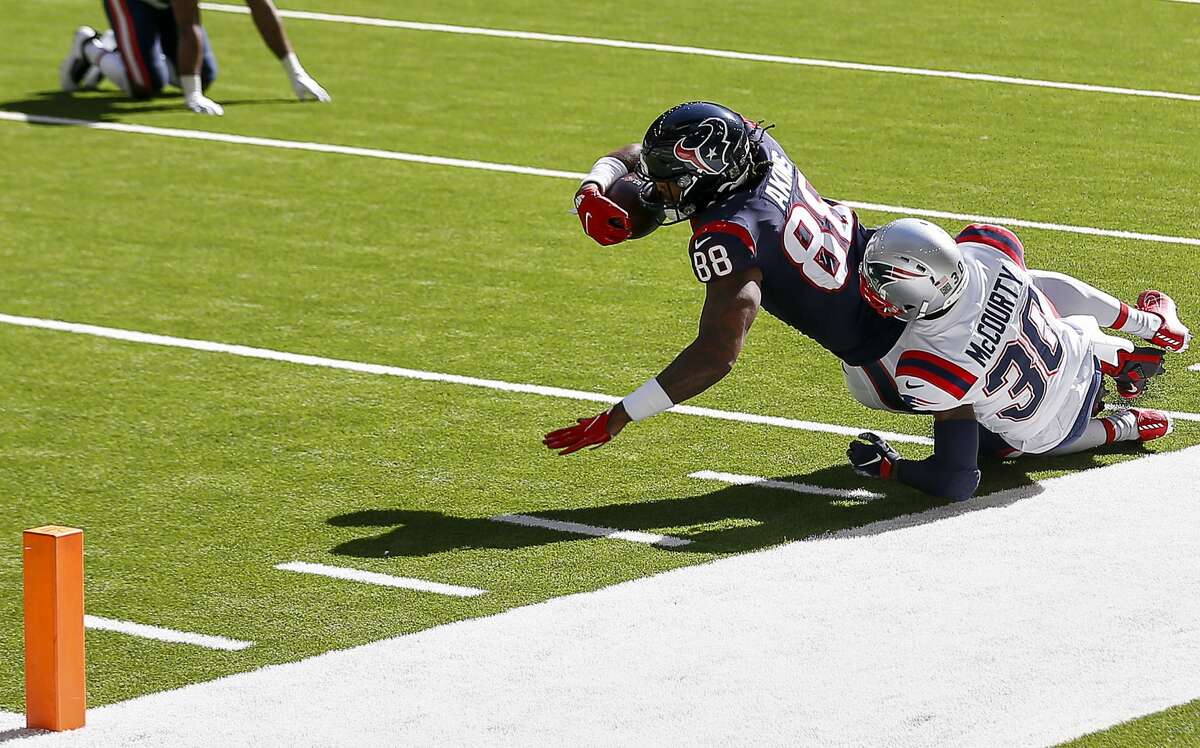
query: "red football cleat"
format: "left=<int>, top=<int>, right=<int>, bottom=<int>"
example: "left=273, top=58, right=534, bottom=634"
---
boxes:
left=1137, top=290, right=1190, bottom=352
left=1130, top=408, right=1173, bottom=441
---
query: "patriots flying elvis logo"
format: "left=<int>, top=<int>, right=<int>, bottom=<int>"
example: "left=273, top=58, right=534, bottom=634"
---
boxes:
left=673, top=117, right=734, bottom=175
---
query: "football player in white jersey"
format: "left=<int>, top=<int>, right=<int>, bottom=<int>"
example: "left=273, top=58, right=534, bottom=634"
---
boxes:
left=843, top=218, right=1188, bottom=501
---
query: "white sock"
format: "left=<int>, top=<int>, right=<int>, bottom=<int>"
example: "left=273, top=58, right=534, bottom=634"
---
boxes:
left=95, top=50, right=130, bottom=95
left=1044, top=412, right=1137, bottom=455
left=1029, top=270, right=1159, bottom=339
left=82, top=38, right=130, bottom=94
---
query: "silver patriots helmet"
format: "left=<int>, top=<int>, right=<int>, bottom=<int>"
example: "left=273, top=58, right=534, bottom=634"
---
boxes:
left=859, top=218, right=969, bottom=322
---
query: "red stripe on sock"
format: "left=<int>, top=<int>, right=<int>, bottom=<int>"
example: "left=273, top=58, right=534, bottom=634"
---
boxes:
left=1112, top=301, right=1130, bottom=330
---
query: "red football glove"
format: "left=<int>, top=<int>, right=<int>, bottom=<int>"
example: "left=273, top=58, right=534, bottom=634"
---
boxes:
left=575, top=184, right=631, bottom=246
left=543, top=410, right=613, bottom=455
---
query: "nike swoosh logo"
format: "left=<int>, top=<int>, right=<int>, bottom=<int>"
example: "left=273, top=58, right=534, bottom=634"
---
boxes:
left=694, top=236, right=712, bottom=250
left=904, top=382, right=923, bottom=389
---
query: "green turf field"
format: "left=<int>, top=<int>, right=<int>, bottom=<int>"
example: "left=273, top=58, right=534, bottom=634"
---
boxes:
left=2, top=1, right=1198, bottom=743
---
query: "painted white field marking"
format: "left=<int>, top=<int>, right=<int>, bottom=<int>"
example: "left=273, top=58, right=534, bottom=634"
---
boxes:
left=3, top=110, right=1198, bottom=248
left=275, top=561, right=487, bottom=597
left=689, top=470, right=884, bottom=500
left=1190, top=363, right=1200, bottom=371
left=1103, top=403, right=1200, bottom=423
left=0, top=111, right=579, bottom=180
left=490, top=514, right=692, bottom=547
left=23, top=447, right=1200, bottom=747
left=199, top=3, right=1200, bottom=103
left=84, top=615, right=253, bottom=651
left=0, top=312, right=933, bottom=444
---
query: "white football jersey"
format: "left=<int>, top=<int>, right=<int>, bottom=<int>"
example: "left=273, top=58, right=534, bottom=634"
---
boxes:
left=878, top=225, right=1099, bottom=454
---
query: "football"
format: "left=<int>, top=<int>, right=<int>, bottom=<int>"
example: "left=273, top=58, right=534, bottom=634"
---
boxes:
left=606, top=174, right=665, bottom=240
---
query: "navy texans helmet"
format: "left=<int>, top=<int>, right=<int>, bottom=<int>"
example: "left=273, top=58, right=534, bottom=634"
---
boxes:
left=638, top=101, right=760, bottom=223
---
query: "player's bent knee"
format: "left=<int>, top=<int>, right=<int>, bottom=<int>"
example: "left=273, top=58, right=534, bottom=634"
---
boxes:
left=941, top=468, right=982, bottom=502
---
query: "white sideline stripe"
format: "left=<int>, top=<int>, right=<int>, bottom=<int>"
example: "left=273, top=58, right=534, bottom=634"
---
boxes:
left=199, top=3, right=1200, bottom=103
left=0, top=312, right=934, bottom=445
left=2, top=110, right=1198, bottom=248
left=840, top=200, right=1200, bottom=247
left=0, top=111, right=580, bottom=180
left=1104, top=403, right=1200, bottom=423
left=84, top=615, right=253, bottom=651
left=1190, top=363, right=1200, bottom=371
left=689, top=470, right=884, bottom=500
left=490, top=514, right=692, bottom=547
left=275, top=561, right=487, bottom=597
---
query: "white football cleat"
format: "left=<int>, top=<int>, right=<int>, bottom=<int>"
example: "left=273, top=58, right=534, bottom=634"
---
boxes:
left=59, top=25, right=98, bottom=92
left=1137, top=289, right=1190, bottom=352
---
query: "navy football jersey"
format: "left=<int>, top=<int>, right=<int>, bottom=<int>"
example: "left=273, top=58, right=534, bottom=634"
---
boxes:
left=686, top=130, right=904, bottom=366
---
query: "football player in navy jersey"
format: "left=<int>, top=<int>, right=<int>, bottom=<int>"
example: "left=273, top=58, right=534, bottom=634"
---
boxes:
left=546, top=101, right=1190, bottom=464
left=58, top=0, right=330, bottom=115
left=547, top=100, right=905, bottom=454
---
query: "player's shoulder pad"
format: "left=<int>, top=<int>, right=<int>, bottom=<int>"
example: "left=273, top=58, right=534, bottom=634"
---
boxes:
left=955, top=223, right=1025, bottom=268
left=894, top=349, right=980, bottom=410
left=690, top=218, right=758, bottom=257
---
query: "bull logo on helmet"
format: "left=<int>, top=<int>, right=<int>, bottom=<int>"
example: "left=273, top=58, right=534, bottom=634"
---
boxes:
left=673, top=117, right=734, bottom=175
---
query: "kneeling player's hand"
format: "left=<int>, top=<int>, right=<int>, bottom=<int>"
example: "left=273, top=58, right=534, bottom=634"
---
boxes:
left=186, top=93, right=224, bottom=115
left=847, top=432, right=901, bottom=479
left=544, top=410, right=614, bottom=455
left=290, top=72, right=331, bottom=102
left=575, top=185, right=631, bottom=246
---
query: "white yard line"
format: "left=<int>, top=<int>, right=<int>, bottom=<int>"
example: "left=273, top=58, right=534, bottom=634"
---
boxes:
left=1104, top=403, right=1200, bottom=423
left=0, top=312, right=934, bottom=444
left=17, top=446, right=1200, bottom=747
left=275, top=561, right=486, bottom=597
left=490, top=514, right=692, bottom=547
left=199, top=3, right=1200, bottom=103
left=84, top=615, right=253, bottom=651
left=2, top=110, right=1198, bottom=248
left=689, top=470, right=884, bottom=499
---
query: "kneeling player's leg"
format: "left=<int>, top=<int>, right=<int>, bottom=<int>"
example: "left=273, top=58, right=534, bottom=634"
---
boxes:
left=101, top=0, right=167, bottom=97
left=159, top=12, right=218, bottom=89
left=1044, top=409, right=1172, bottom=455
left=1029, top=270, right=1164, bottom=341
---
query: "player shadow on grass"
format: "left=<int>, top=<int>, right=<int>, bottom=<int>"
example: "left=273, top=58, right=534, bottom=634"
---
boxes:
left=0, top=727, right=47, bottom=743
left=1, top=91, right=293, bottom=121
left=327, top=446, right=1147, bottom=558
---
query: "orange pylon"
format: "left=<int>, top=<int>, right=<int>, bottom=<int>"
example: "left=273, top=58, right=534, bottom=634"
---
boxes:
left=23, top=526, right=86, bottom=731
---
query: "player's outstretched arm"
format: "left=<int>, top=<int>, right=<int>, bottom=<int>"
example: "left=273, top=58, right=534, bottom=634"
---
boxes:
left=848, top=405, right=982, bottom=501
left=171, top=0, right=223, bottom=114
left=544, top=268, right=762, bottom=456
left=243, top=0, right=331, bottom=102
left=575, top=144, right=642, bottom=246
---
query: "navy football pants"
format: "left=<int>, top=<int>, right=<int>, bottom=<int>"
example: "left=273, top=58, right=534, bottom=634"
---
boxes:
left=102, top=0, right=218, bottom=97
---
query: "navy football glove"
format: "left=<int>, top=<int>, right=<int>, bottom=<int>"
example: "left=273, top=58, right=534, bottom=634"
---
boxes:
left=847, top=432, right=901, bottom=479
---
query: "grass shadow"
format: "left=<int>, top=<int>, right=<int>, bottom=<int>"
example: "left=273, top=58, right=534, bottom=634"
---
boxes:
left=328, top=442, right=1156, bottom=559
left=1, top=90, right=295, bottom=122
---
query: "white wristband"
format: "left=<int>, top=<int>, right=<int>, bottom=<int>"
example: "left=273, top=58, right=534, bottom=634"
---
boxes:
left=622, top=378, right=673, bottom=422
left=580, top=156, right=628, bottom=193
left=180, top=74, right=202, bottom=99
